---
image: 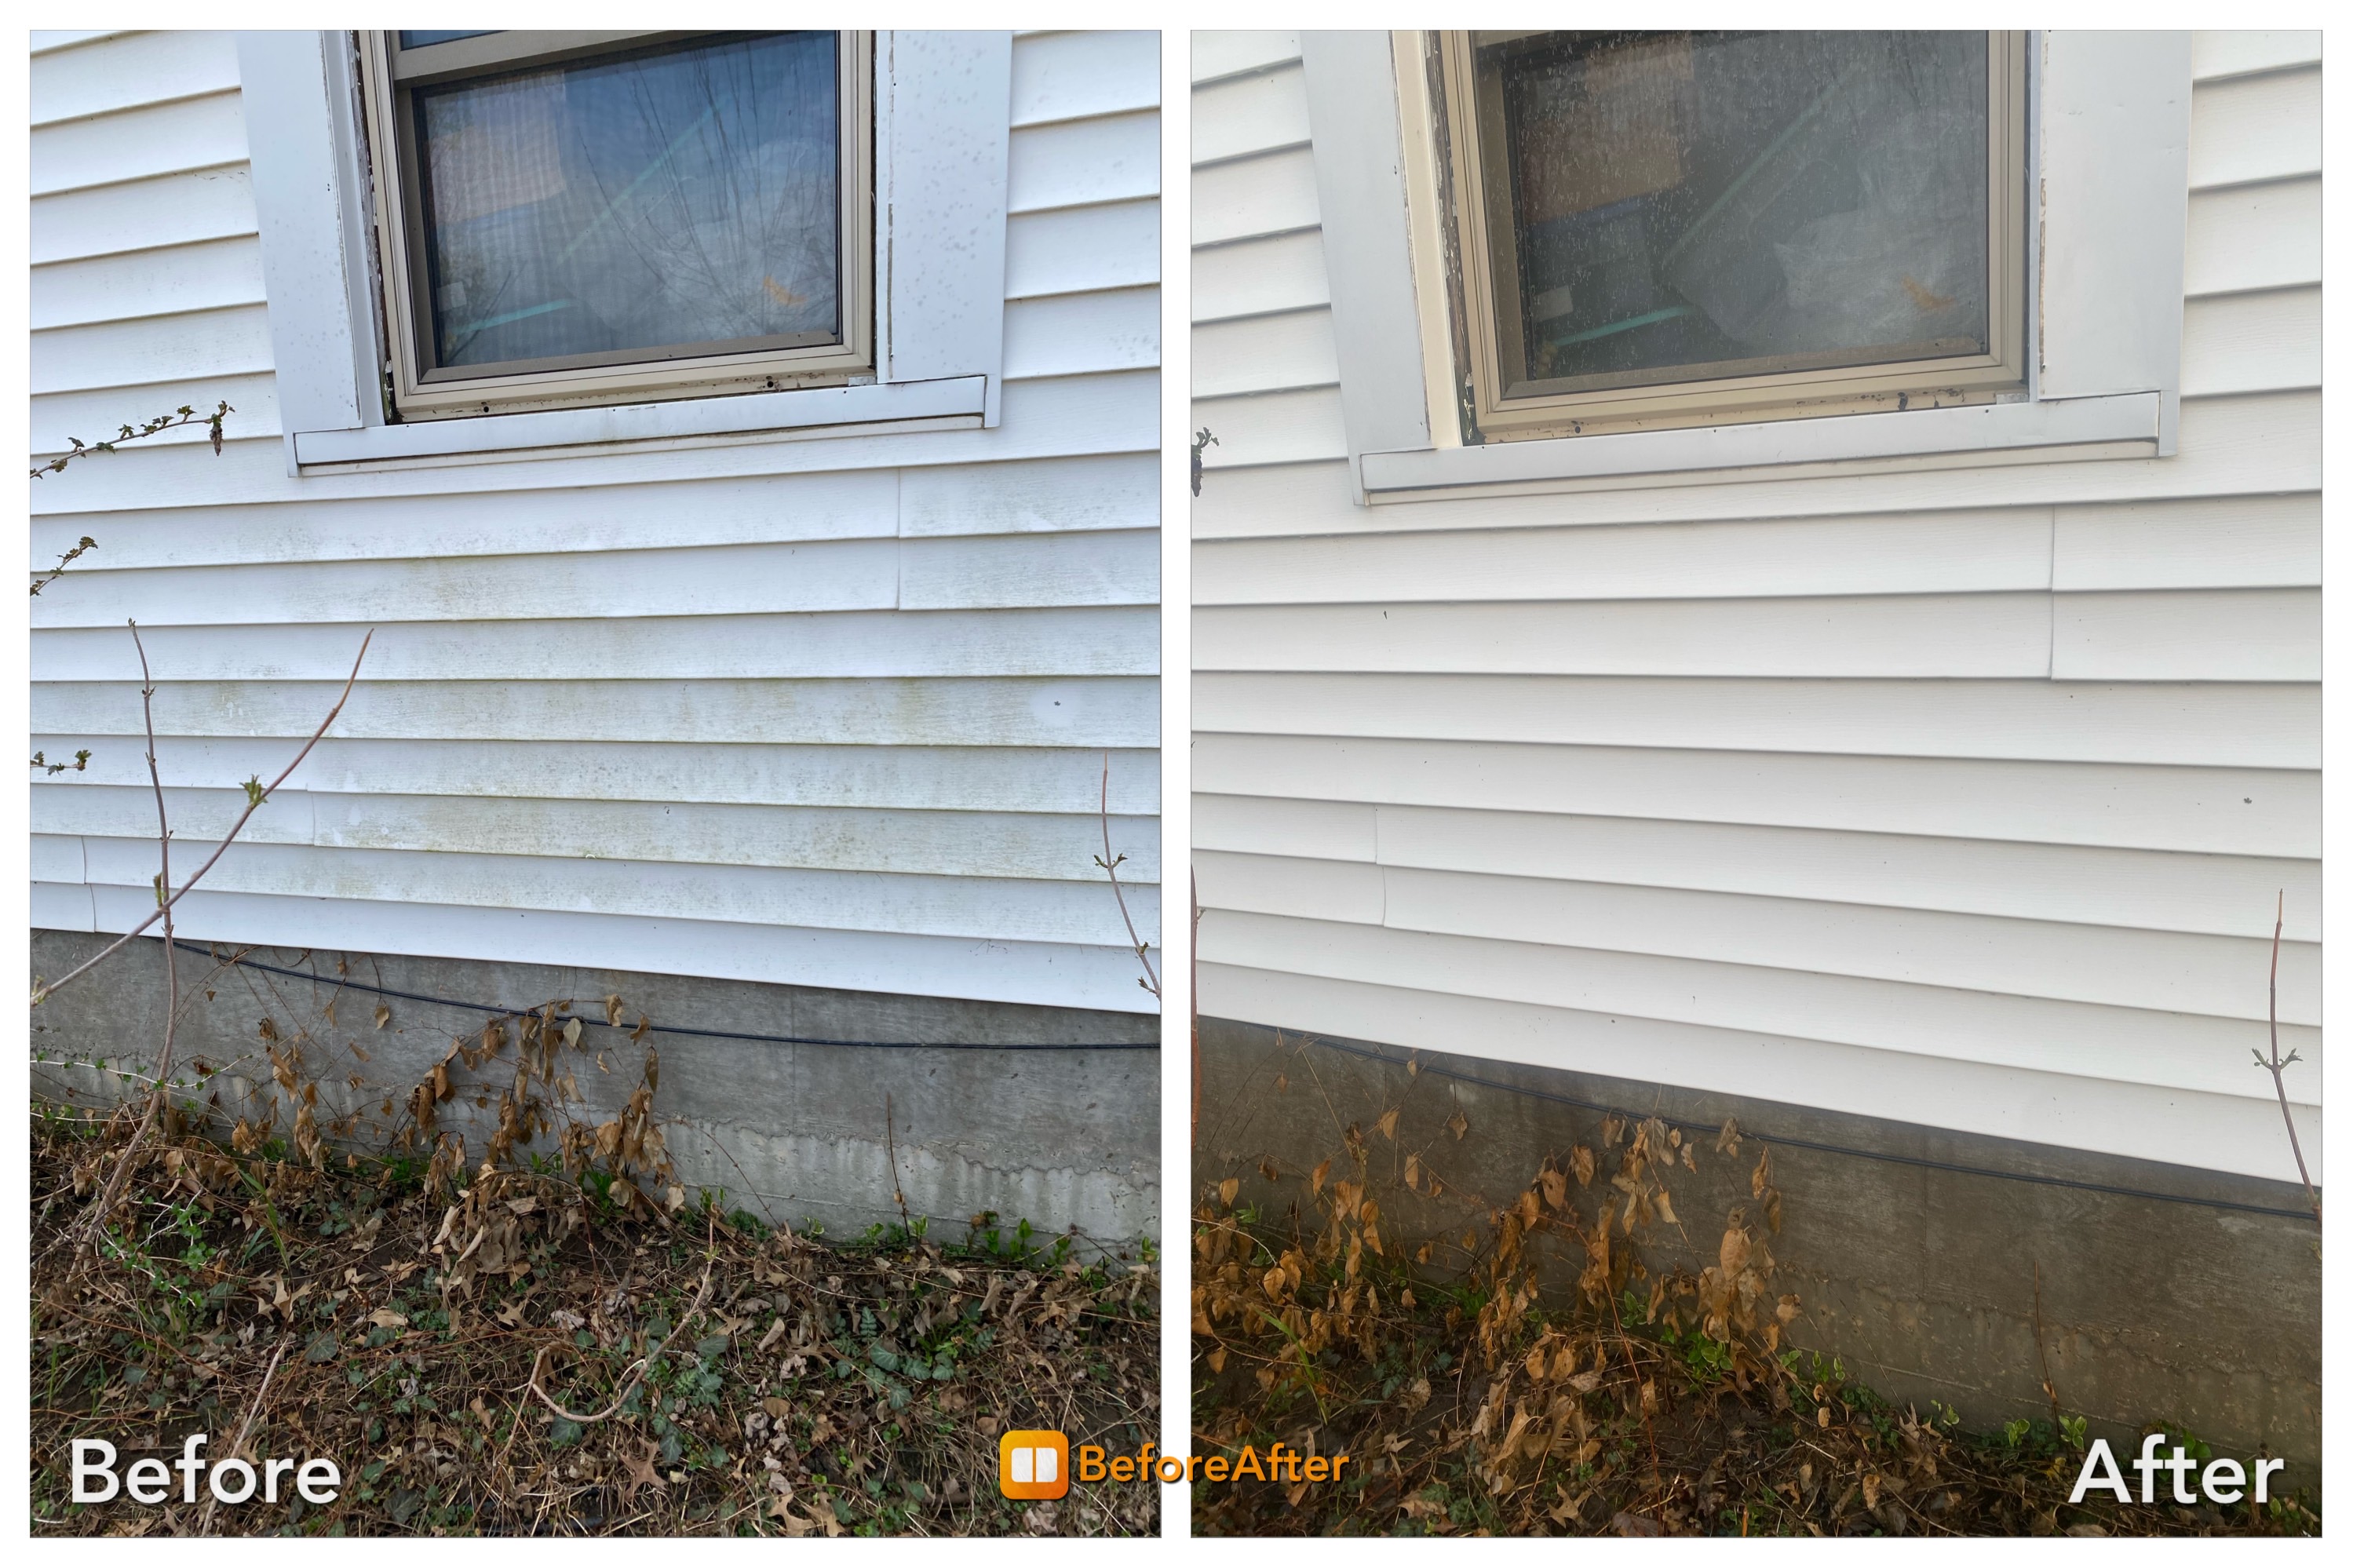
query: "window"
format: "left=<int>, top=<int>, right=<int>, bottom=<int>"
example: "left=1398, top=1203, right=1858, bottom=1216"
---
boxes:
left=358, top=31, right=872, bottom=419
left=1433, top=31, right=2027, bottom=441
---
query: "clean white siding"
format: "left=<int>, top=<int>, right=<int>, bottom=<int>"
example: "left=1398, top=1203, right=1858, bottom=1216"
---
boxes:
left=1190, top=31, right=2321, bottom=1178
left=31, top=29, right=1162, bottom=1014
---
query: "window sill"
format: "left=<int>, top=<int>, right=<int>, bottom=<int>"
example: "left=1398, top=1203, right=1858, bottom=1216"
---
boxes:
left=1358, top=391, right=2162, bottom=504
left=291, top=374, right=987, bottom=472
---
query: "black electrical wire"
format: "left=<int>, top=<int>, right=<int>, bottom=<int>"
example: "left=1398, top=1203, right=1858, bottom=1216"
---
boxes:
left=1298, top=1034, right=2317, bottom=1224
left=172, top=939, right=1158, bottom=1052
left=162, top=945, right=2311, bottom=1219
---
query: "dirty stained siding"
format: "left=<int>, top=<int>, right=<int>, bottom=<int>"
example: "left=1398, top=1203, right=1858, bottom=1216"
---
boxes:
left=29, top=28, right=1162, bottom=1014
left=1189, top=31, right=2320, bottom=1180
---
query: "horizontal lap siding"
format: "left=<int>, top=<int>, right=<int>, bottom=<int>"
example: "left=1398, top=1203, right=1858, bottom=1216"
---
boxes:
left=36, top=789, right=1160, bottom=883
left=31, top=30, right=1162, bottom=1014
left=1189, top=31, right=2321, bottom=1177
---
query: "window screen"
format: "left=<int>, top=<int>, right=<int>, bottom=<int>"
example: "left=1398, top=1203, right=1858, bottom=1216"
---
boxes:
left=1439, top=30, right=2026, bottom=438
left=1483, top=31, right=1990, bottom=393
left=412, top=33, right=841, bottom=374
left=360, top=29, right=871, bottom=418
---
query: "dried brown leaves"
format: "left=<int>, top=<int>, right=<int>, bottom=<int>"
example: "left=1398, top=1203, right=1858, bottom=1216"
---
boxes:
left=1192, top=1092, right=2313, bottom=1539
left=30, top=988, right=1156, bottom=1537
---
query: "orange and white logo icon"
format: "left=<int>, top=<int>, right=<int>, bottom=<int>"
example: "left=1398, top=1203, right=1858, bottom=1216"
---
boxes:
left=998, top=1429, right=1069, bottom=1500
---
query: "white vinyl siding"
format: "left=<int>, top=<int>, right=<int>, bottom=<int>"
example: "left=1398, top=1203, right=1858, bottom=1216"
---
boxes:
left=1190, top=31, right=2319, bottom=1179
left=31, top=29, right=1161, bottom=1015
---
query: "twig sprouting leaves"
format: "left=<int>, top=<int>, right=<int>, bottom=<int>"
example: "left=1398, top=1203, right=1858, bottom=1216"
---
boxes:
left=28, top=402, right=234, bottom=786
left=30, top=536, right=98, bottom=596
left=2255, top=892, right=2320, bottom=1229
left=1094, top=750, right=1159, bottom=999
left=30, top=749, right=92, bottom=775
left=31, top=400, right=232, bottom=480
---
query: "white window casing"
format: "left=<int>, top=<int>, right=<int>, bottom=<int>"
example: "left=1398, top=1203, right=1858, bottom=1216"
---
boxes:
left=237, top=30, right=1012, bottom=474
left=1304, top=30, right=2192, bottom=505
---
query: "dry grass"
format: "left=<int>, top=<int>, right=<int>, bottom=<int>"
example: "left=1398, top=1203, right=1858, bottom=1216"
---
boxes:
left=29, top=1108, right=1157, bottom=1537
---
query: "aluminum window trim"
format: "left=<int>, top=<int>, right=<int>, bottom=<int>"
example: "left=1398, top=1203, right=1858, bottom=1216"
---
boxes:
left=1432, top=29, right=2033, bottom=442
left=385, top=31, right=689, bottom=84
left=358, top=28, right=876, bottom=420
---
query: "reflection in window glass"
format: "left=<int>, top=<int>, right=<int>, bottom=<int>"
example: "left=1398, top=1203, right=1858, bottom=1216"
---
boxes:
left=413, top=31, right=841, bottom=371
left=1481, top=31, right=1990, bottom=392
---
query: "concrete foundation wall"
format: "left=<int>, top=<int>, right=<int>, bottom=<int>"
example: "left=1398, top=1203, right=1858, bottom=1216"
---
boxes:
left=31, top=930, right=1160, bottom=1250
left=1196, top=1016, right=2320, bottom=1476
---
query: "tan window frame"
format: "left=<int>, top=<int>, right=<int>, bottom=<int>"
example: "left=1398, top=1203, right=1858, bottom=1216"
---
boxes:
left=1428, top=30, right=2030, bottom=443
left=357, top=30, right=874, bottom=421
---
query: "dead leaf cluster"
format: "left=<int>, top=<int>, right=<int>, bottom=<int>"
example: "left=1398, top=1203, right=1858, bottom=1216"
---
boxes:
left=1192, top=1099, right=2315, bottom=1539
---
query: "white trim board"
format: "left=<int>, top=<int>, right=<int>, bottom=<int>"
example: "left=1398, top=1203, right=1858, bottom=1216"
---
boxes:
left=1359, top=392, right=2161, bottom=501
left=293, top=377, right=987, bottom=469
left=1307, top=30, right=2192, bottom=505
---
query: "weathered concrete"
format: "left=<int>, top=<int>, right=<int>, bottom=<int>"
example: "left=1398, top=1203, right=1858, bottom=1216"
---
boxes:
left=31, top=930, right=1160, bottom=1251
left=1197, top=1016, right=2321, bottom=1479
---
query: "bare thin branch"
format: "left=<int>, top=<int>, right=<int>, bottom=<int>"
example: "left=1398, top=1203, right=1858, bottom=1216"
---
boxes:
left=1094, top=749, right=1158, bottom=998
left=2260, top=890, right=2320, bottom=1228
left=78, top=622, right=184, bottom=1253
left=2030, top=1259, right=2063, bottom=1425
left=522, top=1236, right=715, bottom=1424
left=198, top=1337, right=288, bottom=1535
left=885, top=1092, right=912, bottom=1232
left=1192, top=870, right=1202, bottom=1141
left=32, top=628, right=374, bottom=1008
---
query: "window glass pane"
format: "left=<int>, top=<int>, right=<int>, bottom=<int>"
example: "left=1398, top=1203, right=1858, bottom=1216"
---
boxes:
left=412, top=31, right=841, bottom=372
left=1480, top=31, right=1990, bottom=392
left=398, top=31, right=496, bottom=49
